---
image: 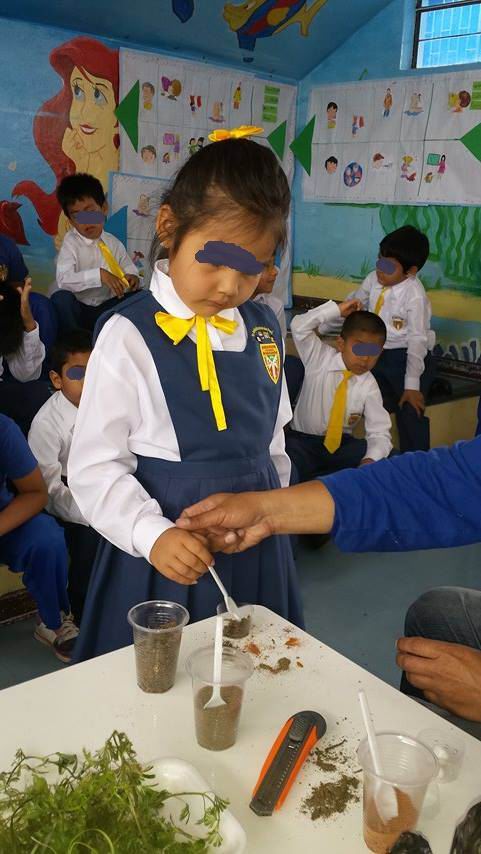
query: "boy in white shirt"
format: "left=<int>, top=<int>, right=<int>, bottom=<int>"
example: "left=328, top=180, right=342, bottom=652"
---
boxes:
left=287, top=301, right=392, bottom=482
left=53, top=173, right=140, bottom=335
left=348, top=226, right=435, bottom=452
left=252, top=253, right=287, bottom=339
left=29, top=330, right=99, bottom=624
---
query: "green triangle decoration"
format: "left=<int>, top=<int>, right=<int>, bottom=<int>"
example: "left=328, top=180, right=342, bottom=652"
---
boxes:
left=461, top=123, right=481, bottom=164
left=289, top=116, right=316, bottom=175
left=115, top=81, right=140, bottom=152
left=267, top=121, right=287, bottom=161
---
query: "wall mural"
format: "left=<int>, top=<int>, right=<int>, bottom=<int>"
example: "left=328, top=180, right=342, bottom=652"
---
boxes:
left=172, top=0, right=196, bottom=23
left=3, top=37, right=120, bottom=251
left=223, top=0, right=328, bottom=52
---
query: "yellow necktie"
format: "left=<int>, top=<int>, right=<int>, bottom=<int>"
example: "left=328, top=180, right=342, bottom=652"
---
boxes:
left=98, top=239, right=130, bottom=289
left=154, top=311, right=237, bottom=431
left=324, top=370, right=352, bottom=454
left=374, top=287, right=387, bottom=315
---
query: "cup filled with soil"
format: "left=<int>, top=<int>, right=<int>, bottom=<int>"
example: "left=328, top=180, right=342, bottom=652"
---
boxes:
left=186, top=645, right=253, bottom=751
left=358, top=733, right=437, bottom=854
left=127, top=600, right=189, bottom=694
left=217, top=602, right=253, bottom=640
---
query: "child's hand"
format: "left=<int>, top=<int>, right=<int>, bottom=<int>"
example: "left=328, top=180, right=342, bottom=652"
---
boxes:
left=399, top=389, right=425, bottom=417
left=100, top=268, right=126, bottom=299
left=149, top=527, right=213, bottom=585
left=339, top=298, right=362, bottom=318
left=126, top=274, right=140, bottom=292
left=17, top=278, right=36, bottom=333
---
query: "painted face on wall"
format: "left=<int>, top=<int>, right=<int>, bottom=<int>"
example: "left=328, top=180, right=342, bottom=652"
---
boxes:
left=68, top=66, right=117, bottom=155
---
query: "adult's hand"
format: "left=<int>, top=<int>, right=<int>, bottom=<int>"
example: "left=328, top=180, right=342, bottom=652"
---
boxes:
left=177, top=492, right=275, bottom=553
left=397, top=636, right=481, bottom=722
left=177, top=481, right=335, bottom=552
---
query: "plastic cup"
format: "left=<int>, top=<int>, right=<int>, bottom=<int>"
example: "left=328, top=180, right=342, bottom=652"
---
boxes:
left=217, top=602, right=254, bottom=639
left=358, top=733, right=438, bottom=853
left=417, top=727, right=465, bottom=783
left=186, top=645, right=253, bottom=750
left=127, top=600, right=189, bottom=694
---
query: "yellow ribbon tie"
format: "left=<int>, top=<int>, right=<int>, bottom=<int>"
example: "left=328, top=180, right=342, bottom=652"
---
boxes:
left=374, top=287, right=387, bottom=315
left=324, top=370, right=353, bottom=454
left=98, top=239, right=130, bottom=289
left=208, top=125, right=264, bottom=143
left=154, top=311, right=238, bottom=431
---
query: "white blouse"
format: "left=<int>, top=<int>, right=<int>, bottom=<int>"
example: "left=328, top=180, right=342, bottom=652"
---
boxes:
left=68, top=265, right=292, bottom=562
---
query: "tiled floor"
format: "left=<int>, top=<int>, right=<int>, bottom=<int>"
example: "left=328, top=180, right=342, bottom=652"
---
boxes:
left=1, top=539, right=479, bottom=693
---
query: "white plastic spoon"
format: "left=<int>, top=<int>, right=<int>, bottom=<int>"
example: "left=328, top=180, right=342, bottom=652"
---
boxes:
left=358, top=689, right=398, bottom=824
left=204, top=613, right=226, bottom=709
left=209, top=566, right=241, bottom=621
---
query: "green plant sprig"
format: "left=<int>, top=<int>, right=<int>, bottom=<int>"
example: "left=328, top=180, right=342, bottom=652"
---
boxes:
left=0, top=731, right=228, bottom=853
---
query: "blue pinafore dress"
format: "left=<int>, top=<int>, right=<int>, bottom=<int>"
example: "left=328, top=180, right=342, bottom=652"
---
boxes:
left=74, top=291, right=303, bottom=662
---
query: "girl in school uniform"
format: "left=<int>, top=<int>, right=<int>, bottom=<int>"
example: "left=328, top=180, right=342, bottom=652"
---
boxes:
left=69, top=136, right=303, bottom=661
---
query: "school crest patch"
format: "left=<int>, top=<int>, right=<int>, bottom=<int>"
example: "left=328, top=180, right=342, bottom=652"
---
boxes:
left=0, top=265, right=8, bottom=282
left=348, top=412, right=362, bottom=427
left=392, top=316, right=404, bottom=331
left=252, top=325, right=280, bottom=384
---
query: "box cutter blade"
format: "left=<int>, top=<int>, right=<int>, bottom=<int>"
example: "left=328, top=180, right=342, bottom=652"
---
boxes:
left=250, top=710, right=327, bottom=816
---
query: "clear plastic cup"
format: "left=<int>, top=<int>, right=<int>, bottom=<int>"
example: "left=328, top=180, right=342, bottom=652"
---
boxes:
left=417, top=727, right=465, bottom=783
left=127, top=600, right=189, bottom=694
left=358, top=733, right=438, bottom=854
left=186, top=645, right=253, bottom=750
left=217, top=602, right=254, bottom=640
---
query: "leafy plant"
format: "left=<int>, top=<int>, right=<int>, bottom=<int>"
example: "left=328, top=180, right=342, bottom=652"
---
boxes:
left=0, top=731, right=228, bottom=852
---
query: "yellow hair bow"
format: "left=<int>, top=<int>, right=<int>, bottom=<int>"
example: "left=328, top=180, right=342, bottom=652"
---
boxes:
left=208, top=125, right=264, bottom=142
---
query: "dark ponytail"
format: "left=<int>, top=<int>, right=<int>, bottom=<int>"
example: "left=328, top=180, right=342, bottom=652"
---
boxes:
left=150, top=139, right=290, bottom=267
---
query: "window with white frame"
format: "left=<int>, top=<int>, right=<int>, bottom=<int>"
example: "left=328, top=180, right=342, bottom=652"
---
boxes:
left=412, top=0, right=481, bottom=68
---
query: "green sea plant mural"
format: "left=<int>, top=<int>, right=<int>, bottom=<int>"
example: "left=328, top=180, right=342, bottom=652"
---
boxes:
left=378, top=204, right=481, bottom=294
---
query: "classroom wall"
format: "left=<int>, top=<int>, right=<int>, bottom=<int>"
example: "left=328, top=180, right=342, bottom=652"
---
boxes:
left=0, top=16, right=292, bottom=293
left=293, top=0, right=481, bottom=362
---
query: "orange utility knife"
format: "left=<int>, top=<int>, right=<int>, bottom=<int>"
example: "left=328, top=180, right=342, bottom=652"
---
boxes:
left=250, top=711, right=327, bottom=817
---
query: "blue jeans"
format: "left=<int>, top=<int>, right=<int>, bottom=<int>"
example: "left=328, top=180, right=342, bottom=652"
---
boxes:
left=402, top=587, right=481, bottom=738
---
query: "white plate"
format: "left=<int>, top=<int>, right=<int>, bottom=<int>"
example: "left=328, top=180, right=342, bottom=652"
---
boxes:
left=151, top=757, right=247, bottom=853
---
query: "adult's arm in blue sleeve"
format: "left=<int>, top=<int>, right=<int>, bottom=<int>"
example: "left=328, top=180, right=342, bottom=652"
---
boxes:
left=322, top=438, right=481, bottom=552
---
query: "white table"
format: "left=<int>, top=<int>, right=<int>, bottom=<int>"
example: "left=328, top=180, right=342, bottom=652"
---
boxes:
left=1, top=606, right=480, bottom=853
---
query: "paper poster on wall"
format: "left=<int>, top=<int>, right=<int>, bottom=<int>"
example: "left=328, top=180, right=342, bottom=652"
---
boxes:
left=181, top=127, right=208, bottom=162
left=426, top=72, right=481, bottom=140
left=395, top=143, right=424, bottom=202
left=337, top=86, right=373, bottom=143
left=419, top=140, right=481, bottom=204
left=252, top=81, right=295, bottom=135
left=315, top=144, right=342, bottom=199
left=137, top=124, right=159, bottom=177
left=400, top=82, right=433, bottom=141
left=337, top=144, right=369, bottom=201
left=311, top=89, right=345, bottom=144
left=119, top=49, right=297, bottom=304
left=228, top=78, right=253, bottom=126
left=138, top=60, right=160, bottom=125
left=157, top=126, right=183, bottom=178
left=364, top=142, right=398, bottom=203
left=111, top=173, right=169, bottom=286
left=207, top=76, right=230, bottom=129
left=182, top=69, right=209, bottom=127
left=158, top=61, right=185, bottom=125
left=370, top=82, right=404, bottom=143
